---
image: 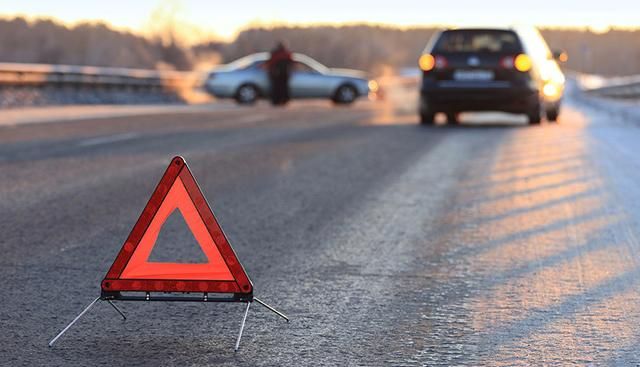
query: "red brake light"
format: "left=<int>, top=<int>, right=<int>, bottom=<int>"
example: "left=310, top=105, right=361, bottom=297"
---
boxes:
left=434, top=55, right=448, bottom=69
left=500, top=56, right=515, bottom=69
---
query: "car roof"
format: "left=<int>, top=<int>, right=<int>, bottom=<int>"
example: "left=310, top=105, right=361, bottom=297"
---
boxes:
left=221, top=52, right=329, bottom=73
left=441, top=25, right=539, bottom=34
left=442, top=26, right=516, bottom=32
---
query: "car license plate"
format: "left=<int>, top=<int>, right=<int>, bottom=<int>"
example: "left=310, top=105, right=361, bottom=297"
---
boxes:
left=453, top=70, right=494, bottom=81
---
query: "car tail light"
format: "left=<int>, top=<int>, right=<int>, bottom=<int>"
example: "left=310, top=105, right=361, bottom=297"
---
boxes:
left=419, top=54, right=448, bottom=72
left=368, top=80, right=379, bottom=93
left=500, top=54, right=532, bottom=72
left=500, top=56, right=515, bottom=69
left=434, top=55, right=448, bottom=69
left=514, top=54, right=532, bottom=72
left=419, top=54, right=435, bottom=71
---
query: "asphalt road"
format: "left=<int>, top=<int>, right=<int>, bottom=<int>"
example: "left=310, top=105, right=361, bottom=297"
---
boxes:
left=2, top=93, right=640, bottom=366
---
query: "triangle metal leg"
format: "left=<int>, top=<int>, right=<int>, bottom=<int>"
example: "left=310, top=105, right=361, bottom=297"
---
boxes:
left=254, top=297, right=289, bottom=322
left=49, top=295, right=288, bottom=351
left=48, top=297, right=101, bottom=347
left=106, top=300, right=127, bottom=320
left=234, top=301, right=251, bottom=352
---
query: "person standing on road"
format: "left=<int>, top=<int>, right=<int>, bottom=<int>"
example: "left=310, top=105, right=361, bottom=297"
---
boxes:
left=264, top=41, right=293, bottom=106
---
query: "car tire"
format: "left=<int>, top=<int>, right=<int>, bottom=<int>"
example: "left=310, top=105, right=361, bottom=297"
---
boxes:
left=546, top=107, right=560, bottom=122
left=235, top=84, right=259, bottom=105
left=333, top=85, right=357, bottom=105
left=527, top=102, right=542, bottom=125
left=446, top=112, right=460, bottom=124
left=420, top=111, right=435, bottom=125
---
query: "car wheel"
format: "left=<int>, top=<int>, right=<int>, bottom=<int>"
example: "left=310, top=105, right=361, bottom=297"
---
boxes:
left=235, top=84, right=259, bottom=104
left=420, top=111, right=435, bottom=125
left=333, top=85, right=357, bottom=104
left=446, top=112, right=460, bottom=124
left=546, top=107, right=560, bottom=122
left=419, top=100, right=436, bottom=125
left=527, top=102, right=542, bottom=125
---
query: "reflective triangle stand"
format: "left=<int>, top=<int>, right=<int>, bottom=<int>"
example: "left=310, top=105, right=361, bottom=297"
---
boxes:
left=48, top=293, right=289, bottom=351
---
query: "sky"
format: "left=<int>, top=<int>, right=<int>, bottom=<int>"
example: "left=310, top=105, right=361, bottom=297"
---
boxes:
left=1, top=0, right=638, bottom=42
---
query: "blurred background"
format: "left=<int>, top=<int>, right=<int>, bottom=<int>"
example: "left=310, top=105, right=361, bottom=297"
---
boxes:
left=0, top=0, right=640, bottom=110
left=2, top=0, right=638, bottom=74
left=0, top=0, right=639, bottom=108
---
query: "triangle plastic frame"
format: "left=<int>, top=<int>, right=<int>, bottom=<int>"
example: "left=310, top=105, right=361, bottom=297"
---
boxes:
left=101, top=156, right=253, bottom=299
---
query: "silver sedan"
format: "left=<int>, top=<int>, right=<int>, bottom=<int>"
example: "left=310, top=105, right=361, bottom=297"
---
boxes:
left=204, top=53, right=373, bottom=105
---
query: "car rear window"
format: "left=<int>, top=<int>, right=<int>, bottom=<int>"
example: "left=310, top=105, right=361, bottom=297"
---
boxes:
left=433, top=30, right=523, bottom=53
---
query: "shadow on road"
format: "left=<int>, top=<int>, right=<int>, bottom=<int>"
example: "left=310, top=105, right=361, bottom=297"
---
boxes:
left=385, top=114, right=640, bottom=363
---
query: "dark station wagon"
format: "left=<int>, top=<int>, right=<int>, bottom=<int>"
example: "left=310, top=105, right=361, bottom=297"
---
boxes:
left=418, top=26, right=566, bottom=125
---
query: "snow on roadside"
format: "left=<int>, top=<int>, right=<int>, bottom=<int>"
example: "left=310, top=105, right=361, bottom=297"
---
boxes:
left=567, top=75, right=640, bottom=126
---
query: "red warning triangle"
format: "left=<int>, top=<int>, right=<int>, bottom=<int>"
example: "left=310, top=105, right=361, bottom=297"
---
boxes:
left=101, top=156, right=252, bottom=295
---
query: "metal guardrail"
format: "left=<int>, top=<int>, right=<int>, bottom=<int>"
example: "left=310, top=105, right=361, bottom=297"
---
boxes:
left=4, top=62, right=634, bottom=101
left=575, top=72, right=640, bottom=99
left=0, top=62, right=202, bottom=90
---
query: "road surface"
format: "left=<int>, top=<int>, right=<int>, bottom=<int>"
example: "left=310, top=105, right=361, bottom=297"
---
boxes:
left=2, top=93, right=640, bottom=365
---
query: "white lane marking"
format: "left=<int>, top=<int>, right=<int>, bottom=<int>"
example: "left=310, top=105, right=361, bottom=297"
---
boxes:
left=77, top=132, right=139, bottom=147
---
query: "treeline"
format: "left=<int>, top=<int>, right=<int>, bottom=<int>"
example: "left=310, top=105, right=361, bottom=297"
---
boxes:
left=540, top=29, right=640, bottom=76
left=218, top=25, right=640, bottom=76
left=0, top=17, right=193, bottom=70
left=2, top=17, right=640, bottom=76
left=217, top=25, right=437, bottom=74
